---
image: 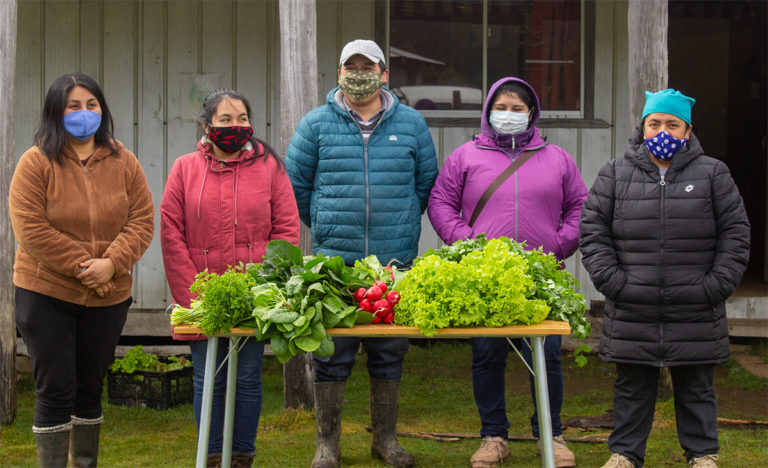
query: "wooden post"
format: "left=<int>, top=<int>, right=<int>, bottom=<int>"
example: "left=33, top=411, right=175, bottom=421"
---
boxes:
left=628, top=0, right=668, bottom=124
left=628, top=0, right=673, bottom=400
left=279, top=0, right=318, bottom=410
left=0, top=0, right=18, bottom=425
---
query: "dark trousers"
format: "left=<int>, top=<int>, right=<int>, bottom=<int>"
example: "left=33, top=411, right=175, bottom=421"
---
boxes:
left=609, top=363, right=719, bottom=467
left=15, top=287, right=130, bottom=428
left=314, top=337, right=409, bottom=382
left=471, top=335, right=564, bottom=439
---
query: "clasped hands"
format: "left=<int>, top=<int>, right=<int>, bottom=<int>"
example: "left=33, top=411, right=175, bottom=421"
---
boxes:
left=76, top=258, right=116, bottom=298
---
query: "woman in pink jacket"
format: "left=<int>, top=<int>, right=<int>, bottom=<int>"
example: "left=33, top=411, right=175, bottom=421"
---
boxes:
left=160, top=89, right=300, bottom=467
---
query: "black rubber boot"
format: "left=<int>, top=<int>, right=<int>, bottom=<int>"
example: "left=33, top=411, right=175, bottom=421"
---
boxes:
left=310, top=381, right=345, bottom=468
left=34, top=427, right=71, bottom=468
left=370, top=378, right=415, bottom=467
left=69, top=418, right=102, bottom=468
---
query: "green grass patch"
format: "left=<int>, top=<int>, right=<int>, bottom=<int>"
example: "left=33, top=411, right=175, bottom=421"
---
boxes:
left=2, top=341, right=766, bottom=467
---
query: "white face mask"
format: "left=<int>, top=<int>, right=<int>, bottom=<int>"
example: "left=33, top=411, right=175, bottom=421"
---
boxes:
left=489, top=110, right=530, bottom=135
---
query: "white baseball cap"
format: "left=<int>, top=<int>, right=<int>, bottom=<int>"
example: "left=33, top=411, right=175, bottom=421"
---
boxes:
left=339, top=39, right=386, bottom=68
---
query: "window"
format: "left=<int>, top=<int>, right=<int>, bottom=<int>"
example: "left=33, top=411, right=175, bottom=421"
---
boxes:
left=385, top=0, right=583, bottom=118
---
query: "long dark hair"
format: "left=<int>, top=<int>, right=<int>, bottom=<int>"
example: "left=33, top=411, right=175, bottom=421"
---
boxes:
left=199, top=89, right=283, bottom=167
left=34, top=73, right=117, bottom=164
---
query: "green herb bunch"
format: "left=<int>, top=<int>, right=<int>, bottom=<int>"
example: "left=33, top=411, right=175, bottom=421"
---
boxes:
left=188, top=265, right=259, bottom=335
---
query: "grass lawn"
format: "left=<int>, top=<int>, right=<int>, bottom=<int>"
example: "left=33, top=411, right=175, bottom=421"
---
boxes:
left=1, top=341, right=766, bottom=467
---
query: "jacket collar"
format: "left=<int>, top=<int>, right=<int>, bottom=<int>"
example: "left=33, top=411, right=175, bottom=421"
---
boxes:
left=328, top=86, right=398, bottom=122
left=61, top=139, right=122, bottom=163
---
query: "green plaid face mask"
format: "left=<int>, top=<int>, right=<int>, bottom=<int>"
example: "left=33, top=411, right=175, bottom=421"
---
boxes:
left=338, top=70, right=383, bottom=101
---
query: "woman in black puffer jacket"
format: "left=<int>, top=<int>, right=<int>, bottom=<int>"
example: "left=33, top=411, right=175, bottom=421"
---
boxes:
left=580, top=89, right=750, bottom=468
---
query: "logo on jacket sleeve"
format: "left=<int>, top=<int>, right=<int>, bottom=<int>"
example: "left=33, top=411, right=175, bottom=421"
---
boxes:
left=389, top=135, right=398, bottom=141
left=685, top=184, right=694, bottom=192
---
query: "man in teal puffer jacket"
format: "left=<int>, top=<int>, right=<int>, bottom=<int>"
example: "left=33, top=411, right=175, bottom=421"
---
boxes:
left=285, top=39, right=437, bottom=468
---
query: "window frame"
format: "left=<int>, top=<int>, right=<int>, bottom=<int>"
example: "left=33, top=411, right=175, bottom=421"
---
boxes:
left=376, top=0, right=602, bottom=128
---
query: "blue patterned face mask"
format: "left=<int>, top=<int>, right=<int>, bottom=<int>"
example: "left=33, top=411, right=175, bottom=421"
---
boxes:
left=644, top=131, right=686, bottom=161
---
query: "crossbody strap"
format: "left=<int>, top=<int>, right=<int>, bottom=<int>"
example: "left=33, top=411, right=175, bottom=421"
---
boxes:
left=468, top=145, right=546, bottom=228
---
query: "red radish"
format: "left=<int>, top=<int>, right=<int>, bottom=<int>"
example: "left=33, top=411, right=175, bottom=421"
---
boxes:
left=366, top=285, right=383, bottom=302
left=386, top=291, right=401, bottom=305
left=359, top=299, right=373, bottom=312
left=373, top=299, right=391, bottom=315
left=354, top=288, right=367, bottom=302
left=371, top=314, right=381, bottom=324
left=383, top=312, right=394, bottom=324
left=374, top=280, right=388, bottom=294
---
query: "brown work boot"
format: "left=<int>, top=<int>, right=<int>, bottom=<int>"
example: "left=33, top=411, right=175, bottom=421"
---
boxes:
left=601, top=452, right=635, bottom=468
left=231, top=452, right=254, bottom=467
left=206, top=453, right=222, bottom=468
left=537, top=435, right=576, bottom=467
left=688, top=454, right=718, bottom=468
left=470, top=436, right=510, bottom=468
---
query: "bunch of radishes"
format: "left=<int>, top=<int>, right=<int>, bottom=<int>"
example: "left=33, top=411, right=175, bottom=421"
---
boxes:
left=353, top=268, right=400, bottom=324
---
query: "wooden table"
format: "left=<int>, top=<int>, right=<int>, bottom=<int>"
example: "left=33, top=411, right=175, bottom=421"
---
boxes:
left=174, top=320, right=571, bottom=468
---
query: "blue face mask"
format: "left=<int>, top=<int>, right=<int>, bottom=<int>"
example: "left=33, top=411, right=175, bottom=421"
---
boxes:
left=63, top=109, right=102, bottom=141
left=644, top=130, right=686, bottom=161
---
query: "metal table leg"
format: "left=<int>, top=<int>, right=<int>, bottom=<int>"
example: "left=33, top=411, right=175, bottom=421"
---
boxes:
left=221, top=336, right=242, bottom=467
left=531, top=336, right=555, bottom=468
left=196, top=337, right=218, bottom=468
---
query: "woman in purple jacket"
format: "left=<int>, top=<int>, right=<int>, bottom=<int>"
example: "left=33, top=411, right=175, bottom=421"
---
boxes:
left=428, top=77, right=587, bottom=468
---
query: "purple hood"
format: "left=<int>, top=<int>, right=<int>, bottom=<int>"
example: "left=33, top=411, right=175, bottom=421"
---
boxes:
left=478, top=77, right=544, bottom=150
left=427, top=76, right=587, bottom=261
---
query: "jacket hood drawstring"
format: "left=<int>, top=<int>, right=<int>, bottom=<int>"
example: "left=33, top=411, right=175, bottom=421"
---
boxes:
left=196, top=157, right=212, bottom=220
left=194, top=139, right=254, bottom=268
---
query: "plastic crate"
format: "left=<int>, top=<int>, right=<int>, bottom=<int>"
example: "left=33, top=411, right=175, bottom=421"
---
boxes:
left=107, top=365, right=193, bottom=410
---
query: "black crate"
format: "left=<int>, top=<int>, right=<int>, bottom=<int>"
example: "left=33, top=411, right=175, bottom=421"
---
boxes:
left=107, top=365, right=193, bottom=410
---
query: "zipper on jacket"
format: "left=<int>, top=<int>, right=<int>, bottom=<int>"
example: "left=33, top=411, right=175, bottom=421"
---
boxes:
left=83, top=160, right=97, bottom=305
left=514, top=172, right=519, bottom=240
left=359, top=115, right=387, bottom=258
left=364, top=139, right=370, bottom=257
left=658, top=173, right=667, bottom=365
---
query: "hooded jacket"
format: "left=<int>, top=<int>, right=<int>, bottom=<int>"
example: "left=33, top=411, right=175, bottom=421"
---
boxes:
left=161, top=139, right=300, bottom=315
left=285, top=86, right=438, bottom=266
left=428, top=77, right=587, bottom=261
left=579, top=128, right=750, bottom=366
left=9, top=141, right=154, bottom=307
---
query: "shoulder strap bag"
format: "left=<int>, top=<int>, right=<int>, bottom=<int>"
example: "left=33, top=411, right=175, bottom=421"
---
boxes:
left=467, top=145, right=546, bottom=228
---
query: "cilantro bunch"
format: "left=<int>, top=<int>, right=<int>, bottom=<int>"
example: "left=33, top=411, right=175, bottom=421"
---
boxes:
left=187, top=265, right=260, bottom=335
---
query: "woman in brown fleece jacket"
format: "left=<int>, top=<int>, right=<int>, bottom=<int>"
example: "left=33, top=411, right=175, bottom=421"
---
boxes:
left=9, top=72, right=154, bottom=467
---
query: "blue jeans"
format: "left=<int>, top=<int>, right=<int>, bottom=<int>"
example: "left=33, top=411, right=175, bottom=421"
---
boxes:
left=314, top=337, right=409, bottom=382
left=190, top=337, right=264, bottom=454
left=471, top=335, right=563, bottom=439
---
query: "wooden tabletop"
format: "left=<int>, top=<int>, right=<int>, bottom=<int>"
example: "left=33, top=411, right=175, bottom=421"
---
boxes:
left=172, top=320, right=570, bottom=338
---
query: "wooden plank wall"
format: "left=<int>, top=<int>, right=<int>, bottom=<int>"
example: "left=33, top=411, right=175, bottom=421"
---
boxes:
left=14, top=0, right=280, bottom=313
left=13, top=0, right=629, bottom=321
